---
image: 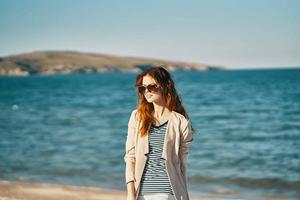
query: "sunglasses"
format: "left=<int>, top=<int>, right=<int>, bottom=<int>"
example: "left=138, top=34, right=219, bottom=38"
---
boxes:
left=136, top=84, right=159, bottom=93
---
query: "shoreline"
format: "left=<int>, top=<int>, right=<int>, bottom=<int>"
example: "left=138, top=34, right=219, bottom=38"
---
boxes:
left=0, top=180, right=211, bottom=200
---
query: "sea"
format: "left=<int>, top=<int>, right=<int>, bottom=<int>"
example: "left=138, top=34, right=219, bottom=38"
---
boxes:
left=0, top=68, right=299, bottom=200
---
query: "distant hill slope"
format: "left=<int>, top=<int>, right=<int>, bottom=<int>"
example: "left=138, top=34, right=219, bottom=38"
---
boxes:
left=0, top=51, right=225, bottom=76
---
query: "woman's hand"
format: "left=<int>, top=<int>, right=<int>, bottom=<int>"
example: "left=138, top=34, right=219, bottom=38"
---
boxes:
left=126, top=181, right=136, bottom=200
left=127, top=193, right=136, bottom=200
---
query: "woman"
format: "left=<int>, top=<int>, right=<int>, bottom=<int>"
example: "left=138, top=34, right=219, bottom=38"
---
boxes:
left=124, top=66, right=195, bottom=200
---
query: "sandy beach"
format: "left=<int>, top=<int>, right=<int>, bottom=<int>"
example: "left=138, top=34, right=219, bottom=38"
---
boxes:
left=0, top=180, right=211, bottom=200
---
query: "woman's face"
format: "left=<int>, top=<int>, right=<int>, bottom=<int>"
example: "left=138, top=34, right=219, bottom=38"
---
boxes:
left=142, top=75, right=163, bottom=104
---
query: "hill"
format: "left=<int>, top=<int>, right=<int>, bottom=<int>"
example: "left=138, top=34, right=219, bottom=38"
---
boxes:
left=0, top=50, right=225, bottom=76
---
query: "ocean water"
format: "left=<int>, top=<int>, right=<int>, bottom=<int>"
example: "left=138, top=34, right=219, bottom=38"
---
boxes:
left=0, top=68, right=299, bottom=200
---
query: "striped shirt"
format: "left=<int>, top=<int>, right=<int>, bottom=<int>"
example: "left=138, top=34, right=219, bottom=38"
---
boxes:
left=139, top=120, right=174, bottom=195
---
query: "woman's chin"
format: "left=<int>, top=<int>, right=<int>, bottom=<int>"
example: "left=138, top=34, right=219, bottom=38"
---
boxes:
left=146, top=99, right=153, bottom=103
left=146, top=98, right=155, bottom=103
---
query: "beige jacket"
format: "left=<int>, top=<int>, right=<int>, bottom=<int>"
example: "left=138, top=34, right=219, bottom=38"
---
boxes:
left=124, top=109, right=193, bottom=200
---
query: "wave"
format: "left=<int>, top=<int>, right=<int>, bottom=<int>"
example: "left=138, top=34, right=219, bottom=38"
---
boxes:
left=189, top=175, right=300, bottom=190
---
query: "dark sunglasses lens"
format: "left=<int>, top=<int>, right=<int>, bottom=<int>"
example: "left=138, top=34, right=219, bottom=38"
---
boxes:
left=148, top=84, right=157, bottom=92
left=138, top=86, right=146, bottom=93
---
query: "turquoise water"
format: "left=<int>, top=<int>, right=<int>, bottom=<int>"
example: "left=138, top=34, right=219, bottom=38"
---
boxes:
left=0, top=68, right=299, bottom=200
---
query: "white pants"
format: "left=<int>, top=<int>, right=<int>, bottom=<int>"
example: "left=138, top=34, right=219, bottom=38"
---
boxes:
left=137, top=193, right=174, bottom=200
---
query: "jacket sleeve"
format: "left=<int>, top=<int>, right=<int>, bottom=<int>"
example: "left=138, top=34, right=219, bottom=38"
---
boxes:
left=124, top=110, right=137, bottom=184
left=179, top=119, right=193, bottom=182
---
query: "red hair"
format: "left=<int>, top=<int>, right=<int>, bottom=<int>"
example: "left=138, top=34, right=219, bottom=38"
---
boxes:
left=134, top=66, right=194, bottom=137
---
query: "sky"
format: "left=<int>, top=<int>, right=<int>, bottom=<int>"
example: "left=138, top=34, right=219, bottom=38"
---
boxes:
left=0, top=0, right=299, bottom=69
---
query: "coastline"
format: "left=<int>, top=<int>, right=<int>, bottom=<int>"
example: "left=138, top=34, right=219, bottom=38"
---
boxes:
left=0, top=50, right=224, bottom=76
left=0, top=180, right=211, bottom=200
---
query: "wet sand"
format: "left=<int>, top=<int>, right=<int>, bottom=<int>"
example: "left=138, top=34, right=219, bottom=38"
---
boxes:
left=0, top=180, right=210, bottom=200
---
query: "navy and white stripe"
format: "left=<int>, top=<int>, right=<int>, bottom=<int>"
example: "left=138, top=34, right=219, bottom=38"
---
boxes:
left=139, top=120, right=174, bottom=195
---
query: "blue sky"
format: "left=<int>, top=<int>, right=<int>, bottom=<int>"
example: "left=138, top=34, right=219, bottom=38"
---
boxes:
left=0, top=0, right=299, bottom=69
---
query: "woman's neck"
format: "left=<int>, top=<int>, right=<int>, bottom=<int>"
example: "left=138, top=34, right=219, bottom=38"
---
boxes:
left=152, top=106, right=172, bottom=125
